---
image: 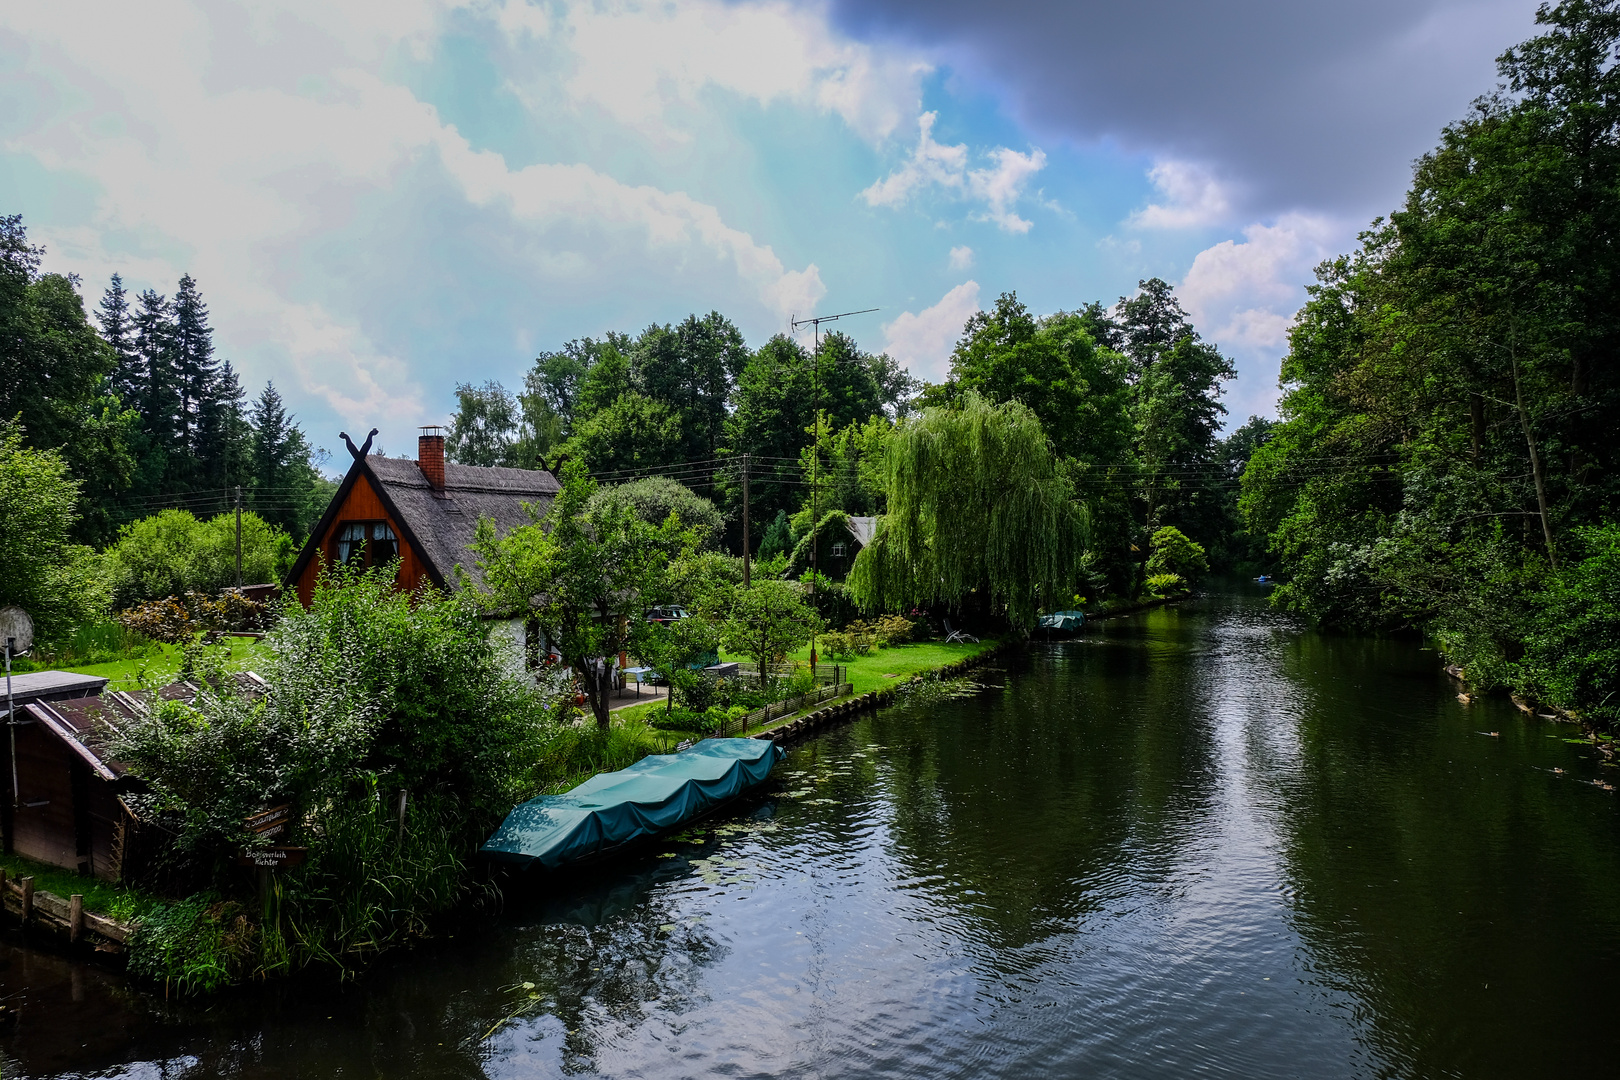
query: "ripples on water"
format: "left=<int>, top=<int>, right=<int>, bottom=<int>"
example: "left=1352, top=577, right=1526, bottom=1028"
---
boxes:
left=6, top=588, right=1620, bottom=1078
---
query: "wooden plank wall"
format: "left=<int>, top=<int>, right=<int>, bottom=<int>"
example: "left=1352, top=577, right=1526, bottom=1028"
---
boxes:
left=9, top=725, right=82, bottom=872
left=294, top=472, right=431, bottom=605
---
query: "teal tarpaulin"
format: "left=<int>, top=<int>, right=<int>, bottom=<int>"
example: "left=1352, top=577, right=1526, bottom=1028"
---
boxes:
left=1037, top=610, right=1086, bottom=631
left=480, top=738, right=785, bottom=869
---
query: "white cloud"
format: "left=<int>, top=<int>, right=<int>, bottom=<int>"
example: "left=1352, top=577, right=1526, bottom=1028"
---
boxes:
left=860, top=112, right=968, bottom=207
left=3, top=0, right=824, bottom=427
left=545, top=0, right=927, bottom=144
left=1129, top=159, right=1233, bottom=230
left=881, top=281, right=981, bottom=383
left=967, top=146, right=1046, bottom=234
left=1179, top=213, right=1337, bottom=348
left=948, top=245, right=974, bottom=270
left=862, top=113, right=1047, bottom=233
left=1177, top=212, right=1345, bottom=421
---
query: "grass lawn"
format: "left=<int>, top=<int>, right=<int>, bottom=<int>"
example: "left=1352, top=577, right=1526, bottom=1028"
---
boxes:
left=56, top=637, right=274, bottom=690
left=0, top=852, right=160, bottom=921
left=727, top=637, right=1001, bottom=696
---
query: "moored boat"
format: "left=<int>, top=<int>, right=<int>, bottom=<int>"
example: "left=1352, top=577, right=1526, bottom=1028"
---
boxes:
left=1034, top=609, right=1086, bottom=638
left=480, top=738, right=785, bottom=871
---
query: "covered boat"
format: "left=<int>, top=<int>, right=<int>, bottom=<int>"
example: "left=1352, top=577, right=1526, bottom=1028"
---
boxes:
left=1035, top=609, right=1086, bottom=636
left=480, top=738, right=785, bottom=870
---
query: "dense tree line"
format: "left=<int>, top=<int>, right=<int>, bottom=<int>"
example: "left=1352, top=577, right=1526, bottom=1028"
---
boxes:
left=451, top=284, right=1256, bottom=615
left=1240, top=0, right=1620, bottom=723
left=0, top=215, right=331, bottom=548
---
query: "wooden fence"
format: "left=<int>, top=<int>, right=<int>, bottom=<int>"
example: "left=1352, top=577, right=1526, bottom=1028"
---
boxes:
left=725, top=661, right=844, bottom=688
left=709, top=681, right=854, bottom=738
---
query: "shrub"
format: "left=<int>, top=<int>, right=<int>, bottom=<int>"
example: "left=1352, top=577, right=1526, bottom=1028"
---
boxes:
left=1145, top=526, right=1209, bottom=585
left=1144, top=573, right=1187, bottom=598
left=0, top=419, right=108, bottom=642
left=127, top=895, right=258, bottom=996
left=874, top=613, right=916, bottom=645
left=109, top=562, right=562, bottom=980
left=587, top=476, right=724, bottom=548
left=1513, top=524, right=1620, bottom=725
left=116, top=597, right=196, bottom=645
left=32, top=619, right=157, bottom=667
left=107, top=508, right=295, bottom=608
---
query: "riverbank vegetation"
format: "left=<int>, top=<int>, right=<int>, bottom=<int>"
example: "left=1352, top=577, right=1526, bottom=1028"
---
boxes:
left=1238, top=0, right=1620, bottom=725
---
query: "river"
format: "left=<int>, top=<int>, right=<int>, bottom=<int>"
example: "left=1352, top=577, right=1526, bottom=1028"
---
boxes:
left=5, top=586, right=1620, bottom=1078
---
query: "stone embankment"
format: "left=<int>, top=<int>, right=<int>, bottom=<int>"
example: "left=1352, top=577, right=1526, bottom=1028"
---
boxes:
left=751, top=640, right=1015, bottom=746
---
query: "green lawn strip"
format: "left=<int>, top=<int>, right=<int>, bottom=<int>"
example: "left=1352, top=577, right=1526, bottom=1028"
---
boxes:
left=724, top=638, right=1000, bottom=697
left=0, top=852, right=160, bottom=922
left=55, top=638, right=273, bottom=690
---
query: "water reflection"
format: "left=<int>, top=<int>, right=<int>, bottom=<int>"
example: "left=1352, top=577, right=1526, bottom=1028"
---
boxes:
left=4, top=588, right=1619, bottom=1078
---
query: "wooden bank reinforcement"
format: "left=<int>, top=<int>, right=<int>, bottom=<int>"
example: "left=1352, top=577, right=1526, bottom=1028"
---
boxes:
left=750, top=640, right=1016, bottom=747
left=0, top=867, right=132, bottom=953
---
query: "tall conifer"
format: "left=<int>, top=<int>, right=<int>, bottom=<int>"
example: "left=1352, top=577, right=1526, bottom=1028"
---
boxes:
left=97, top=274, right=141, bottom=406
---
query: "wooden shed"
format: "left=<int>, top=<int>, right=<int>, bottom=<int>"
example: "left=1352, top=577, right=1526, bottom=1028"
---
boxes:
left=2, top=675, right=267, bottom=882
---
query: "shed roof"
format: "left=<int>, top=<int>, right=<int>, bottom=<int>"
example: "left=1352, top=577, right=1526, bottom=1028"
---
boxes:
left=2, top=669, right=109, bottom=707
left=20, top=672, right=268, bottom=782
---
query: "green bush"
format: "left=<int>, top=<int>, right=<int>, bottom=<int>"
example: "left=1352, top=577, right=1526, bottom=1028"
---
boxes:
left=109, top=562, right=562, bottom=981
left=107, top=508, right=295, bottom=607
left=128, top=894, right=258, bottom=996
left=587, top=476, right=724, bottom=548
left=32, top=618, right=157, bottom=666
left=0, top=419, right=109, bottom=642
left=1513, top=524, right=1620, bottom=725
left=1144, top=572, right=1188, bottom=598
left=821, top=631, right=866, bottom=659
left=874, top=613, right=916, bottom=645
left=1145, top=526, right=1209, bottom=585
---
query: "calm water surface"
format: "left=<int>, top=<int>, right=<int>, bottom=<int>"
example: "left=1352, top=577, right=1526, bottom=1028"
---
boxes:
left=6, top=588, right=1620, bottom=1078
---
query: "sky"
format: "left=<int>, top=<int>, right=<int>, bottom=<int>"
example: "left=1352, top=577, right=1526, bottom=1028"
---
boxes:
left=1, top=0, right=1544, bottom=468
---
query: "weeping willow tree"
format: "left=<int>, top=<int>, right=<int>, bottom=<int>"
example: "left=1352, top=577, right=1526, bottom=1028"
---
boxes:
left=847, top=391, right=1087, bottom=627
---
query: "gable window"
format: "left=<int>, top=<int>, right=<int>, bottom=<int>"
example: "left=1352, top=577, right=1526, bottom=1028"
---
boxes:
left=335, top=521, right=398, bottom=568
left=831, top=541, right=847, bottom=558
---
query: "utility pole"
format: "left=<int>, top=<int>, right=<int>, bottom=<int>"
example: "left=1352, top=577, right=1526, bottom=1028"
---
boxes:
left=5, top=637, right=15, bottom=814
left=789, top=307, right=877, bottom=674
left=741, top=453, right=752, bottom=589
left=235, top=486, right=244, bottom=588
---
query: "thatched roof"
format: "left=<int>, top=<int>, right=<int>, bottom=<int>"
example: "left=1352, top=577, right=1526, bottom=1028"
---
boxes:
left=364, top=456, right=559, bottom=590
left=847, top=515, right=878, bottom=548
left=286, top=451, right=561, bottom=598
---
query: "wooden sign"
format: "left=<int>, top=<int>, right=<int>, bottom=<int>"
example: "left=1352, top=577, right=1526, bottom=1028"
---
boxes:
left=243, top=804, right=292, bottom=839
left=236, top=846, right=308, bottom=869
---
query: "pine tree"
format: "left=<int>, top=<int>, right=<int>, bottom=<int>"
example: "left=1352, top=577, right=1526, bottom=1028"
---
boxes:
left=198, top=358, right=248, bottom=490
left=1113, top=278, right=1235, bottom=552
left=133, top=289, right=177, bottom=443
left=171, top=273, right=219, bottom=468
left=97, top=274, right=141, bottom=406
left=248, top=380, right=322, bottom=537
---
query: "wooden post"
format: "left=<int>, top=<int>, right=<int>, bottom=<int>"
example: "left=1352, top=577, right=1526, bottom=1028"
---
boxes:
left=69, top=894, right=83, bottom=943
left=20, top=875, right=32, bottom=922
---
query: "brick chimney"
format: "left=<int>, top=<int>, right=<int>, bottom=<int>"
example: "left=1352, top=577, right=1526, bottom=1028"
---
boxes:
left=418, top=426, right=445, bottom=490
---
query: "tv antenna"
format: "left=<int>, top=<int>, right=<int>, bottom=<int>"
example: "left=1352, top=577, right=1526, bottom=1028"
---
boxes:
left=790, top=308, right=878, bottom=349
left=787, top=308, right=878, bottom=673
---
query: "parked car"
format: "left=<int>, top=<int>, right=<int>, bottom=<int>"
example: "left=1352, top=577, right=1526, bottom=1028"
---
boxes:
left=645, top=605, right=691, bottom=625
